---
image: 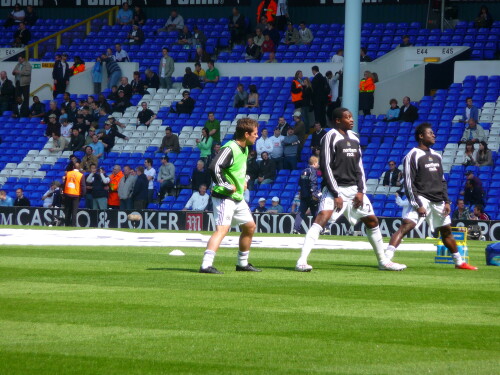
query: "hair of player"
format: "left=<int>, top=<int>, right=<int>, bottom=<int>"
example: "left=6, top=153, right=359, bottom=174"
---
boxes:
left=309, top=155, right=318, bottom=165
left=235, top=118, right=258, bottom=140
left=333, top=107, right=350, bottom=122
left=414, top=122, right=432, bottom=142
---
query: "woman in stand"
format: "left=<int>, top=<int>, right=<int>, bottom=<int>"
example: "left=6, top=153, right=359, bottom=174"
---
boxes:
left=462, top=140, right=476, bottom=167
left=245, top=84, right=260, bottom=108
left=196, top=127, right=213, bottom=164
left=475, top=141, right=493, bottom=166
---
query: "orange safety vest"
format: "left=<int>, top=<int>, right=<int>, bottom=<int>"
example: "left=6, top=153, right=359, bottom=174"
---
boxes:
left=64, top=170, right=83, bottom=197
left=71, top=63, right=85, bottom=76
left=107, top=170, right=123, bottom=207
left=256, top=0, right=277, bottom=23
left=291, top=79, right=303, bottom=103
left=359, top=77, right=375, bottom=92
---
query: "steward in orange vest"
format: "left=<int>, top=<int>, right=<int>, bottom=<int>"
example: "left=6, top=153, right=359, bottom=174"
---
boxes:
left=107, top=168, right=124, bottom=208
left=257, top=0, right=277, bottom=24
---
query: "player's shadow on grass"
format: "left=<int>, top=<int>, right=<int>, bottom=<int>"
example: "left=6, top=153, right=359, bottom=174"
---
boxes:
left=146, top=267, right=199, bottom=273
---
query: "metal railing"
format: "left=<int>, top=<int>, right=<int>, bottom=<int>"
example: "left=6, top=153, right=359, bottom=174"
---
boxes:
left=24, top=6, right=119, bottom=60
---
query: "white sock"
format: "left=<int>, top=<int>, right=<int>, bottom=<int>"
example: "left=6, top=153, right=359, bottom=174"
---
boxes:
left=237, top=250, right=249, bottom=267
left=297, top=223, right=322, bottom=265
left=366, top=226, right=387, bottom=265
left=452, top=252, right=464, bottom=266
left=201, top=250, right=216, bottom=269
left=386, top=245, right=396, bottom=253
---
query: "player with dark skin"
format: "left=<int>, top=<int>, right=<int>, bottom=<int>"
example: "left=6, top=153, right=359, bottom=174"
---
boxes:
left=388, top=127, right=461, bottom=258
left=311, top=110, right=379, bottom=232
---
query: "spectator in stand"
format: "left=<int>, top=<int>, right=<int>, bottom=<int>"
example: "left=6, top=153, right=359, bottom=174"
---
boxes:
left=396, top=96, right=419, bottom=123
left=382, top=160, right=402, bottom=187
left=298, top=22, right=313, bottom=45
left=302, top=78, right=314, bottom=129
left=63, top=161, right=86, bottom=227
left=475, top=5, right=494, bottom=28
left=267, top=196, right=284, bottom=214
left=206, top=142, right=221, bottom=167
left=475, top=141, right=493, bottom=166
left=107, top=164, right=123, bottom=209
left=193, top=47, right=211, bottom=64
left=72, top=114, right=87, bottom=134
left=257, top=0, right=277, bottom=24
left=360, top=47, right=372, bottom=62
left=255, top=152, right=276, bottom=187
left=13, top=22, right=30, bottom=45
left=384, top=98, right=400, bottom=121
left=158, top=127, right=180, bottom=154
left=460, top=97, right=479, bottom=124
left=4, top=4, right=25, bottom=28
left=131, top=71, right=146, bottom=96
left=81, top=146, right=98, bottom=171
left=253, top=27, right=265, bottom=48
left=399, top=35, right=413, bottom=47
left=204, top=60, right=219, bottom=83
left=158, top=10, right=184, bottom=33
left=359, top=71, right=375, bottom=116
left=69, top=56, right=85, bottom=76
left=331, top=49, right=344, bottom=63
left=11, top=95, right=28, bottom=118
left=114, top=44, right=129, bottom=62
left=0, top=70, right=15, bottom=113
left=98, top=120, right=129, bottom=153
left=87, top=164, right=110, bottom=209
left=59, top=118, right=72, bottom=139
left=256, top=128, right=273, bottom=162
left=255, top=197, right=268, bottom=213
left=69, top=128, right=85, bottom=152
left=284, top=22, right=299, bottom=45
left=183, top=184, right=210, bottom=211
left=196, top=127, right=213, bottom=163
left=460, top=118, right=485, bottom=145
left=269, top=127, right=284, bottom=170
left=45, top=113, right=60, bottom=137
left=107, top=85, right=119, bottom=101
left=292, top=156, right=320, bottom=234
left=245, top=84, right=259, bottom=108
left=42, top=181, right=60, bottom=208
left=96, top=108, right=108, bottom=128
left=170, top=90, right=195, bottom=114
left=137, top=102, right=156, bottom=127
left=132, top=166, right=148, bottom=209
left=246, top=150, right=259, bottom=191
left=261, top=34, right=275, bottom=54
left=44, top=101, right=61, bottom=123
left=49, top=131, right=68, bottom=153
left=311, top=122, right=326, bottom=154
left=233, top=83, right=248, bottom=108
left=275, top=0, right=289, bottom=30
left=12, top=54, right=31, bottom=103
left=293, top=110, right=306, bottom=145
left=264, top=22, right=280, bottom=47
left=11, top=36, right=23, bottom=48
left=452, top=198, right=470, bottom=220
left=118, top=165, right=136, bottom=210
left=191, top=25, right=207, bottom=50
left=144, top=69, right=160, bottom=90
left=193, top=62, right=205, bottom=85
left=326, top=70, right=341, bottom=109
left=112, top=90, right=131, bottom=114
left=177, top=25, right=192, bottom=46
left=158, top=47, right=174, bottom=90
left=126, top=24, right=144, bottom=45
left=191, top=160, right=211, bottom=192
left=182, top=67, right=201, bottom=89
left=157, top=156, right=176, bottom=201
left=89, top=134, right=104, bottom=160
left=13, top=188, right=30, bottom=207
left=24, top=6, right=37, bottom=26
left=133, top=5, right=146, bottom=26
left=471, top=204, right=490, bottom=220
left=276, top=116, right=291, bottom=136
left=463, top=178, right=484, bottom=207
left=311, top=66, right=329, bottom=127
left=245, top=37, right=261, bottom=60
left=0, top=190, right=13, bottom=206
left=101, top=53, right=122, bottom=89
left=116, top=3, right=133, bottom=25
left=462, top=141, right=476, bottom=167
left=256, top=15, right=268, bottom=33
left=282, top=127, right=300, bottom=170
left=105, top=47, right=115, bottom=61
left=204, top=112, right=220, bottom=144
left=144, top=158, right=156, bottom=204
left=229, top=7, right=246, bottom=46
left=265, top=51, right=278, bottom=63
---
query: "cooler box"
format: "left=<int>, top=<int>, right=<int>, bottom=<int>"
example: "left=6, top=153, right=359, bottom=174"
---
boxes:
left=485, top=242, right=500, bottom=266
left=435, top=227, right=469, bottom=264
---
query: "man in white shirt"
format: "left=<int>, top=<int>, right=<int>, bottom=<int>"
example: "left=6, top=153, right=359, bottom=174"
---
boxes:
left=255, top=128, right=274, bottom=162
left=158, top=10, right=184, bottom=33
left=114, top=44, right=129, bottom=62
left=144, top=158, right=156, bottom=204
left=158, top=47, right=174, bottom=89
left=183, top=184, right=210, bottom=211
left=331, top=49, right=344, bottom=64
left=269, top=127, right=285, bottom=170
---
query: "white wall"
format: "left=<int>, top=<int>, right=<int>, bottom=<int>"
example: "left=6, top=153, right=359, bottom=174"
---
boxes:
left=454, top=61, right=500, bottom=83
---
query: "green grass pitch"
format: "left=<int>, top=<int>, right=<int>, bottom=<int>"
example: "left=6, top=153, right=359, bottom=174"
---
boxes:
left=0, top=230, right=498, bottom=374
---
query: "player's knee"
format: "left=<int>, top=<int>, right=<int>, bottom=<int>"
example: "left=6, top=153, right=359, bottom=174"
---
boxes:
left=242, top=221, right=256, bottom=233
left=362, top=215, right=379, bottom=228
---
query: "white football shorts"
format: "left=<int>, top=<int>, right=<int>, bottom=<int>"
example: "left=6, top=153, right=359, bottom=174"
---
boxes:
left=212, top=197, right=254, bottom=227
left=319, top=185, right=375, bottom=226
left=403, top=195, right=451, bottom=231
